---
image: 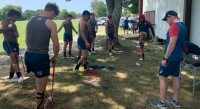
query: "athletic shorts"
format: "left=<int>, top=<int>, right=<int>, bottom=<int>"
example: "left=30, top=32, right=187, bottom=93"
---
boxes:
left=77, top=37, right=91, bottom=50
left=25, top=52, right=50, bottom=78
left=92, top=31, right=96, bottom=37
left=3, top=42, right=19, bottom=55
left=124, top=25, right=129, bottom=30
left=107, top=32, right=116, bottom=41
left=159, top=60, right=181, bottom=78
left=64, top=33, right=73, bottom=42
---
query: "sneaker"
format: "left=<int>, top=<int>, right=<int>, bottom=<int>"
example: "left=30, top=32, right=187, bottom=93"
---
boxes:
left=149, top=100, right=167, bottom=108
left=166, top=98, right=180, bottom=108
left=109, top=52, right=112, bottom=56
left=73, top=70, right=83, bottom=76
left=18, top=76, right=23, bottom=83
left=44, top=96, right=53, bottom=109
left=139, top=57, right=144, bottom=61
left=89, top=52, right=91, bottom=55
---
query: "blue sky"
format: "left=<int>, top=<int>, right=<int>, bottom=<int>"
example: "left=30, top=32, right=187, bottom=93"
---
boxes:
left=0, top=0, right=105, bottom=13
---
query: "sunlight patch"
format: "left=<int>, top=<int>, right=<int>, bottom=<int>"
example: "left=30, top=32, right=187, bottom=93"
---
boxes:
left=115, top=72, right=127, bottom=80
left=102, top=98, right=125, bottom=109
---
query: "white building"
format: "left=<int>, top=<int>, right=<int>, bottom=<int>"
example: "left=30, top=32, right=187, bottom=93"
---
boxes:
left=140, top=0, right=200, bottom=47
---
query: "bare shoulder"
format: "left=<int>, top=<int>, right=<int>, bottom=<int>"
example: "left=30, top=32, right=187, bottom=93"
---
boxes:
left=45, top=19, right=56, bottom=29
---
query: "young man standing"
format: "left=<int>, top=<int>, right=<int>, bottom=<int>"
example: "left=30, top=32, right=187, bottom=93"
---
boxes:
left=74, top=10, right=91, bottom=75
left=58, top=14, right=78, bottom=58
left=25, top=3, right=60, bottom=109
left=123, top=17, right=129, bottom=34
left=89, top=12, right=98, bottom=53
left=105, top=15, right=116, bottom=55
left=134, top=14, right=155, bottom=60
left=0, top=9, right=23, bottom=83
left=149, top=10, right=187, bottom=108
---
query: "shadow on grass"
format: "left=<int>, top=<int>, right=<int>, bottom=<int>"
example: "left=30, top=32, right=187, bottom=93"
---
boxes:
left=0, top=35, right=200, bottom=109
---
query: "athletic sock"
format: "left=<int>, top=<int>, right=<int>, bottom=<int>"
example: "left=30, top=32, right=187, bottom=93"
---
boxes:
left=9, top=72, right=15, bottom=79
left=92, top=48, right=94, bottom=51
left=112, top=46, right=114, bottom=50
left=83, top=64, right=87, bottom=70
left=142, top=54, right=144, bottom=58
left=64, top=52, right=66, bottom=57
left=75, top=63, right=81, bottom=70
left=16, top=72, right=21, bottom=78
left=109, top=50, right=112, bottom=52
left=78, top=57, right=81, bottom=61
left=88, top=49, right=91, bottom=52
left=69, top=51, right=71, bottom=55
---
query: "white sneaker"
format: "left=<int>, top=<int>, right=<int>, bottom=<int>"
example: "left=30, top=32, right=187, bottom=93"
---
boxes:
left=109, top=52, right=112, bottom=56
left=44, top=96, right=53, bottom=109
left=18, top=76, right=23, bottom=83
left=89, top=52, right=91, bottom=55
left=139, top=58, right=144, bottom=61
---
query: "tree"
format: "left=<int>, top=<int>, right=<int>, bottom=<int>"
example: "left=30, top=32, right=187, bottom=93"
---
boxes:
left=92, top=1, right=107, bottom=17
left=23, top=10, right=35, bottom=20
left=123, top=0, right=138, bottom=14
left=0, top=5, right=22, bottom=20
left=68, top=11, right=77, bottom=18
left=106, top=0, right=123, bottom=45
left=58, top=9, right=68, bottom=20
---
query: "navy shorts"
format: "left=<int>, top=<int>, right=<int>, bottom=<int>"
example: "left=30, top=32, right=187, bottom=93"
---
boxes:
left=107, top=33, right=116, bottom=41
left=92, top=31, right=96, bottom=37
left=25, top=52, right=50, bottom=78
left=77, top=37, right=91, bottom=50
left=64, top=33, right=73, bottom=42
left=124, top=25, right=129, bottom=30
left=159, top=60, right=181, bottom=78
left=3, top=42, right=19, bottom=55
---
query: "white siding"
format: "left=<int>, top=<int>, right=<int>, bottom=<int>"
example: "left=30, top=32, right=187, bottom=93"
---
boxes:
left=143, top=0, right=185, bottom=39
left=190, top=0, right=200, bottom=47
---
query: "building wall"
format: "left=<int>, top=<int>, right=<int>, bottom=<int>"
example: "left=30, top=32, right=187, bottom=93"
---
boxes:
left=143, top=0, right=185, bottom=39
left=190, top=0, right=200, bottom=47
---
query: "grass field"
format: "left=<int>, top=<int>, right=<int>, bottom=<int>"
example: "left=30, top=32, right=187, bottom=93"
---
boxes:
left=0, top=20, right=80, bottom=54
left=0, top=20, right=200, bottom=109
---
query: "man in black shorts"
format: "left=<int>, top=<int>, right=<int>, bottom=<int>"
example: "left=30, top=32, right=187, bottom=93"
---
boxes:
left=25, top=3, right=60, bottom=109
left=0, top=9, right=23, bottom=83
left=105, top=15, right=116, bottom=55
left=58, top=14, right=78, bottom=58
left=89, top=12, right=98, bottom=53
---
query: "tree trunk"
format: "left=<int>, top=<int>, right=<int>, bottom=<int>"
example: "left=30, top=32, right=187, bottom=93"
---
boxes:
left=106, top=0, right=123, bottom=47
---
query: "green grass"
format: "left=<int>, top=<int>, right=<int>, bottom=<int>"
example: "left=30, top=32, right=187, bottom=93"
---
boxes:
left=0, top=33, right=200, bottom=108
left=0, top=20, right=79, bottom=54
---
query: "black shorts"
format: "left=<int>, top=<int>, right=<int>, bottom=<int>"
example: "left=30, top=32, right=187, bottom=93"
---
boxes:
left=3, top=42, right=19, bottom=55
left=159, top=60, right=181, bottom=78
left=77, top=37, right=91, bottom=50
left=25, top=52, right=50, bottom=78
left=64, top=33, right=73, bottom=42
left=92, top=31, right=96, bottom=37
left=107, top=33, right=116, bottom=41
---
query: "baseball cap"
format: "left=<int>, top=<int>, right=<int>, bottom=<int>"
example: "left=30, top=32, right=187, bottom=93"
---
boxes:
left=162, top=10, right=178, bottom=21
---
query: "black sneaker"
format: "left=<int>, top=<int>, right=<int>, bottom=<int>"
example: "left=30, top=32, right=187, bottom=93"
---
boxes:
left=166, top=98, right=180, bottom=108
left=149, top=100, right=167, bottom=108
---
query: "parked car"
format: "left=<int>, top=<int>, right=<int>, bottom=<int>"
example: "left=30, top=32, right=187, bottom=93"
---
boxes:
left=97, top=17, right=107, bottom=26
left=128, top=17, right=138, bottom=30
left=119, top=17, right=126, bottom=28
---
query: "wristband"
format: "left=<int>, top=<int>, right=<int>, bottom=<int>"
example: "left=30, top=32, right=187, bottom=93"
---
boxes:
left=163, top=57, right=168, bottom=60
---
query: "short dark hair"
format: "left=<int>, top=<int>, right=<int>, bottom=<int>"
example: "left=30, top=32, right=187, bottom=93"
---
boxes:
left=108, top=15, right=112, bottom=18
left=82, top=10, right=90, bottom=17
left=7, top=9, right=21, bottom=18
left=68, top=14, right=73, bottom=18
left=91, top=12, right=95, bottom=16
left=44, top=2, right=60, bottom=16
